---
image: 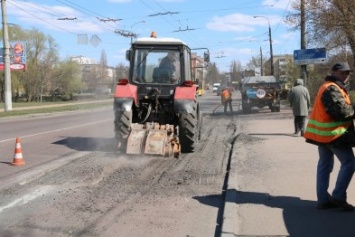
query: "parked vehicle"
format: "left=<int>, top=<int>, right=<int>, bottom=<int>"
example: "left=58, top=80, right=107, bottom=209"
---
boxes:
left=241, top=76, right=281, bottom=113
left=212, top=83, right=220, bottom=92
left=216, top=85, right=225, bottom=96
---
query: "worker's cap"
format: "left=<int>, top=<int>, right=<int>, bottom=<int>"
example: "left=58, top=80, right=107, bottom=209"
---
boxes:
left=332, top=62, right=352, bottom=72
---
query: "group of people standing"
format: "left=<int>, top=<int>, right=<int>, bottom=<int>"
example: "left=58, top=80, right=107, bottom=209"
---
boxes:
left=289, top=62, right=355, bottom=212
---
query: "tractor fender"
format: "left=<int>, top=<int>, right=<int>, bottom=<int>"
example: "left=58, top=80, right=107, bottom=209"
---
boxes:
left=174, top=86, right=198, bottom=113
left=114, top=84, right=138, bottom=106
left=113, top=84, right=138, bottom=112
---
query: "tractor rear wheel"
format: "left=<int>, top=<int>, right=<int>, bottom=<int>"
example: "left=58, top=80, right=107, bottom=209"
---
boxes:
left=198, top=111, right=203, bottom=141
left=179, top=110, right=198, bottom=153
left=114, top=110, right=132, bottom=151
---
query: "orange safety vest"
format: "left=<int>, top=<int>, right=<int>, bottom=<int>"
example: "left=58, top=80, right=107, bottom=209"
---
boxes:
left=221, top=89, right=231, bottom=104
left=304, top=81, right=352, bottom=144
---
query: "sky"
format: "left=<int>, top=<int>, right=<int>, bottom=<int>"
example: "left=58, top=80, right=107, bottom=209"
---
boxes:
left=5, top=0, right=299, bottom=72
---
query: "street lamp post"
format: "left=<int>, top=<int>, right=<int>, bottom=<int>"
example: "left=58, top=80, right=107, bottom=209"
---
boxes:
left=260, top=46, right=263, bottom=76
left=254, top=16, right=274, bottom=76
left=130, top=20, right=145, bottom=44
left=1, top=0, right=12, bottom=111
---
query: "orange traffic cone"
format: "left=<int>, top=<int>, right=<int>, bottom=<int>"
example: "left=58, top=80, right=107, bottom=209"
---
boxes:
left=11, top=137, right=25, bottom=166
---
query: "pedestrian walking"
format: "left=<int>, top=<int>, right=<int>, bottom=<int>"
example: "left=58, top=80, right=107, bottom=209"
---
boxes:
left=288, top=78, right=310, bottom=136
left=304, top=62, right=355, bottom=211
left=221, top=87, right=233, bottom=113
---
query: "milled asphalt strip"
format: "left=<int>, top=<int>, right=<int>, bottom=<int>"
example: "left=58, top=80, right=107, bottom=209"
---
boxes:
left=220, top=134, right=239, bottom=237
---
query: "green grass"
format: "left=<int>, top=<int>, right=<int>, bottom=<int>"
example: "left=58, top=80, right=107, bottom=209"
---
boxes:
left=0, top=101, right=113, bottom=118
left=1, top=101, right=78, bottom=108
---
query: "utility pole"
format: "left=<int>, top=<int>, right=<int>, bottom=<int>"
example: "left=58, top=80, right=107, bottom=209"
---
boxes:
left=254, top=16, right=274, bottom=76
left=300, top=0, right=307, bottom=86
left=1, top=0, right=12, bottom=111
left=260, top=46, right=263, bottom=76
left=268, top=24, right=274, bottom=76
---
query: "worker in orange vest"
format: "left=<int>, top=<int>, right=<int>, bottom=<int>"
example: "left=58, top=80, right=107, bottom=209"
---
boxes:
left=304, top=62, right=355, bottom=211
left=221, top=87, right=233, bottom=113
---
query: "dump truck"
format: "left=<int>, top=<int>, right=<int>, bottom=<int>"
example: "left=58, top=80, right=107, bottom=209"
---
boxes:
left=113, top=32, right=209, bottom=157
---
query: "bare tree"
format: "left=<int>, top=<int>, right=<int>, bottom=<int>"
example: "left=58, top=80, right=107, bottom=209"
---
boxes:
left=229, top=60, right=243, bottom=84
left=286, top=0, right=355, bottom=66
left=205, top=62, right=221, bottom=85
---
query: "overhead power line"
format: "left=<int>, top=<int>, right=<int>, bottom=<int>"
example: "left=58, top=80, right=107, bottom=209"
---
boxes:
left=97, top=17, right=122, bottom=22
left=148, top=11, right=179, bottom=17
left=57, top=17, right=77, bottom=20
left=7, top=0, right=77, bottom=34
left=114, top=29, right=135, bottom=38
left=173, top=25, right=197, bottom=32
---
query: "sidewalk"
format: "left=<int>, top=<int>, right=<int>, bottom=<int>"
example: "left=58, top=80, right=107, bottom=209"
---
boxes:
left=222, top=110, right=355, bottom=237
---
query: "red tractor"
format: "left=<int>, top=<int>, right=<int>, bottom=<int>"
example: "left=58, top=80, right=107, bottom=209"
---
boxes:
left=113, top=33, right=209, bottom=157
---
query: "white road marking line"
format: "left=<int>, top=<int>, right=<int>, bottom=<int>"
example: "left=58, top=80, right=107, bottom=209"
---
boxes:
left=0, top=186, right=53, bottom=213
left=0, top=119, right=111, bottom=143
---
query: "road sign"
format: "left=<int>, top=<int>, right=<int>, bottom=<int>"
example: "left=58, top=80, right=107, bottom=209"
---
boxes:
left=293, top=48, right=326, bottom=65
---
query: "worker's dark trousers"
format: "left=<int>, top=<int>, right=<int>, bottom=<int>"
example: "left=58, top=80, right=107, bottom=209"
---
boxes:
left=224, top=101, right=233, bottom=113
left=294, top=116, right=306, bottom=135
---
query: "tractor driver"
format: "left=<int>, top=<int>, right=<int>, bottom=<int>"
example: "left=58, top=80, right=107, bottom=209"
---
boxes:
left=158, top=51, right=179, bottom=83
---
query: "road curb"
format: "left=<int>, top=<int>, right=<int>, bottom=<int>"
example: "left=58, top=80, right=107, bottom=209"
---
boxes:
left=220, top=141, right=238, bottom=237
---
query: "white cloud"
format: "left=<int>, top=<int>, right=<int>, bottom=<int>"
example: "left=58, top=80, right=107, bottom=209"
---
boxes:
left=206, top=14, right=257, bottom=32
left=206, top=13, right=285, bottom=33
left=252, top=15, right=284, bottom=27
left=234, top=36, right=256, bottom=42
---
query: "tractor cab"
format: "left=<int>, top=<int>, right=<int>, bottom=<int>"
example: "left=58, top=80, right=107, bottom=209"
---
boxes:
left=126, top=37, right=193, bottom=86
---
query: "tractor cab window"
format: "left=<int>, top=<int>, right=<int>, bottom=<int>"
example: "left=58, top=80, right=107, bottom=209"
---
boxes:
left=132, top=49, right=181, bottom=84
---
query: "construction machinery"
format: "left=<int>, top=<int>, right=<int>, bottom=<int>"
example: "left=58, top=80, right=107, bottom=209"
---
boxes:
left=114, top=32, right=209, bottom=158
left=241, top=75, right=281, bottom=113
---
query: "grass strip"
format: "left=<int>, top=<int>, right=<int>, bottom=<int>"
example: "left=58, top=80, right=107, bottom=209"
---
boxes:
left=0, top=101, right=112, bottom=118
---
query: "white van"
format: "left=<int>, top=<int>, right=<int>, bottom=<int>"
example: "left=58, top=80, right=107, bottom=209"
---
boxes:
left=212, top=83, right=220, bottom=92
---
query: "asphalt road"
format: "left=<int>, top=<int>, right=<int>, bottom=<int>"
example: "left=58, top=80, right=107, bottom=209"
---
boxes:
left=0, top=90, right=235, bottom=236
left=3, top=91, right=348, bottom=237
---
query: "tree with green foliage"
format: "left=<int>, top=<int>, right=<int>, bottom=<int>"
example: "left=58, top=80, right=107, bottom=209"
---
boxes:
left=0, top=26, right=82, bottom=102
left=53, top=60, right=82, bottom=100
left=20, top=29, right=60, bottom=101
